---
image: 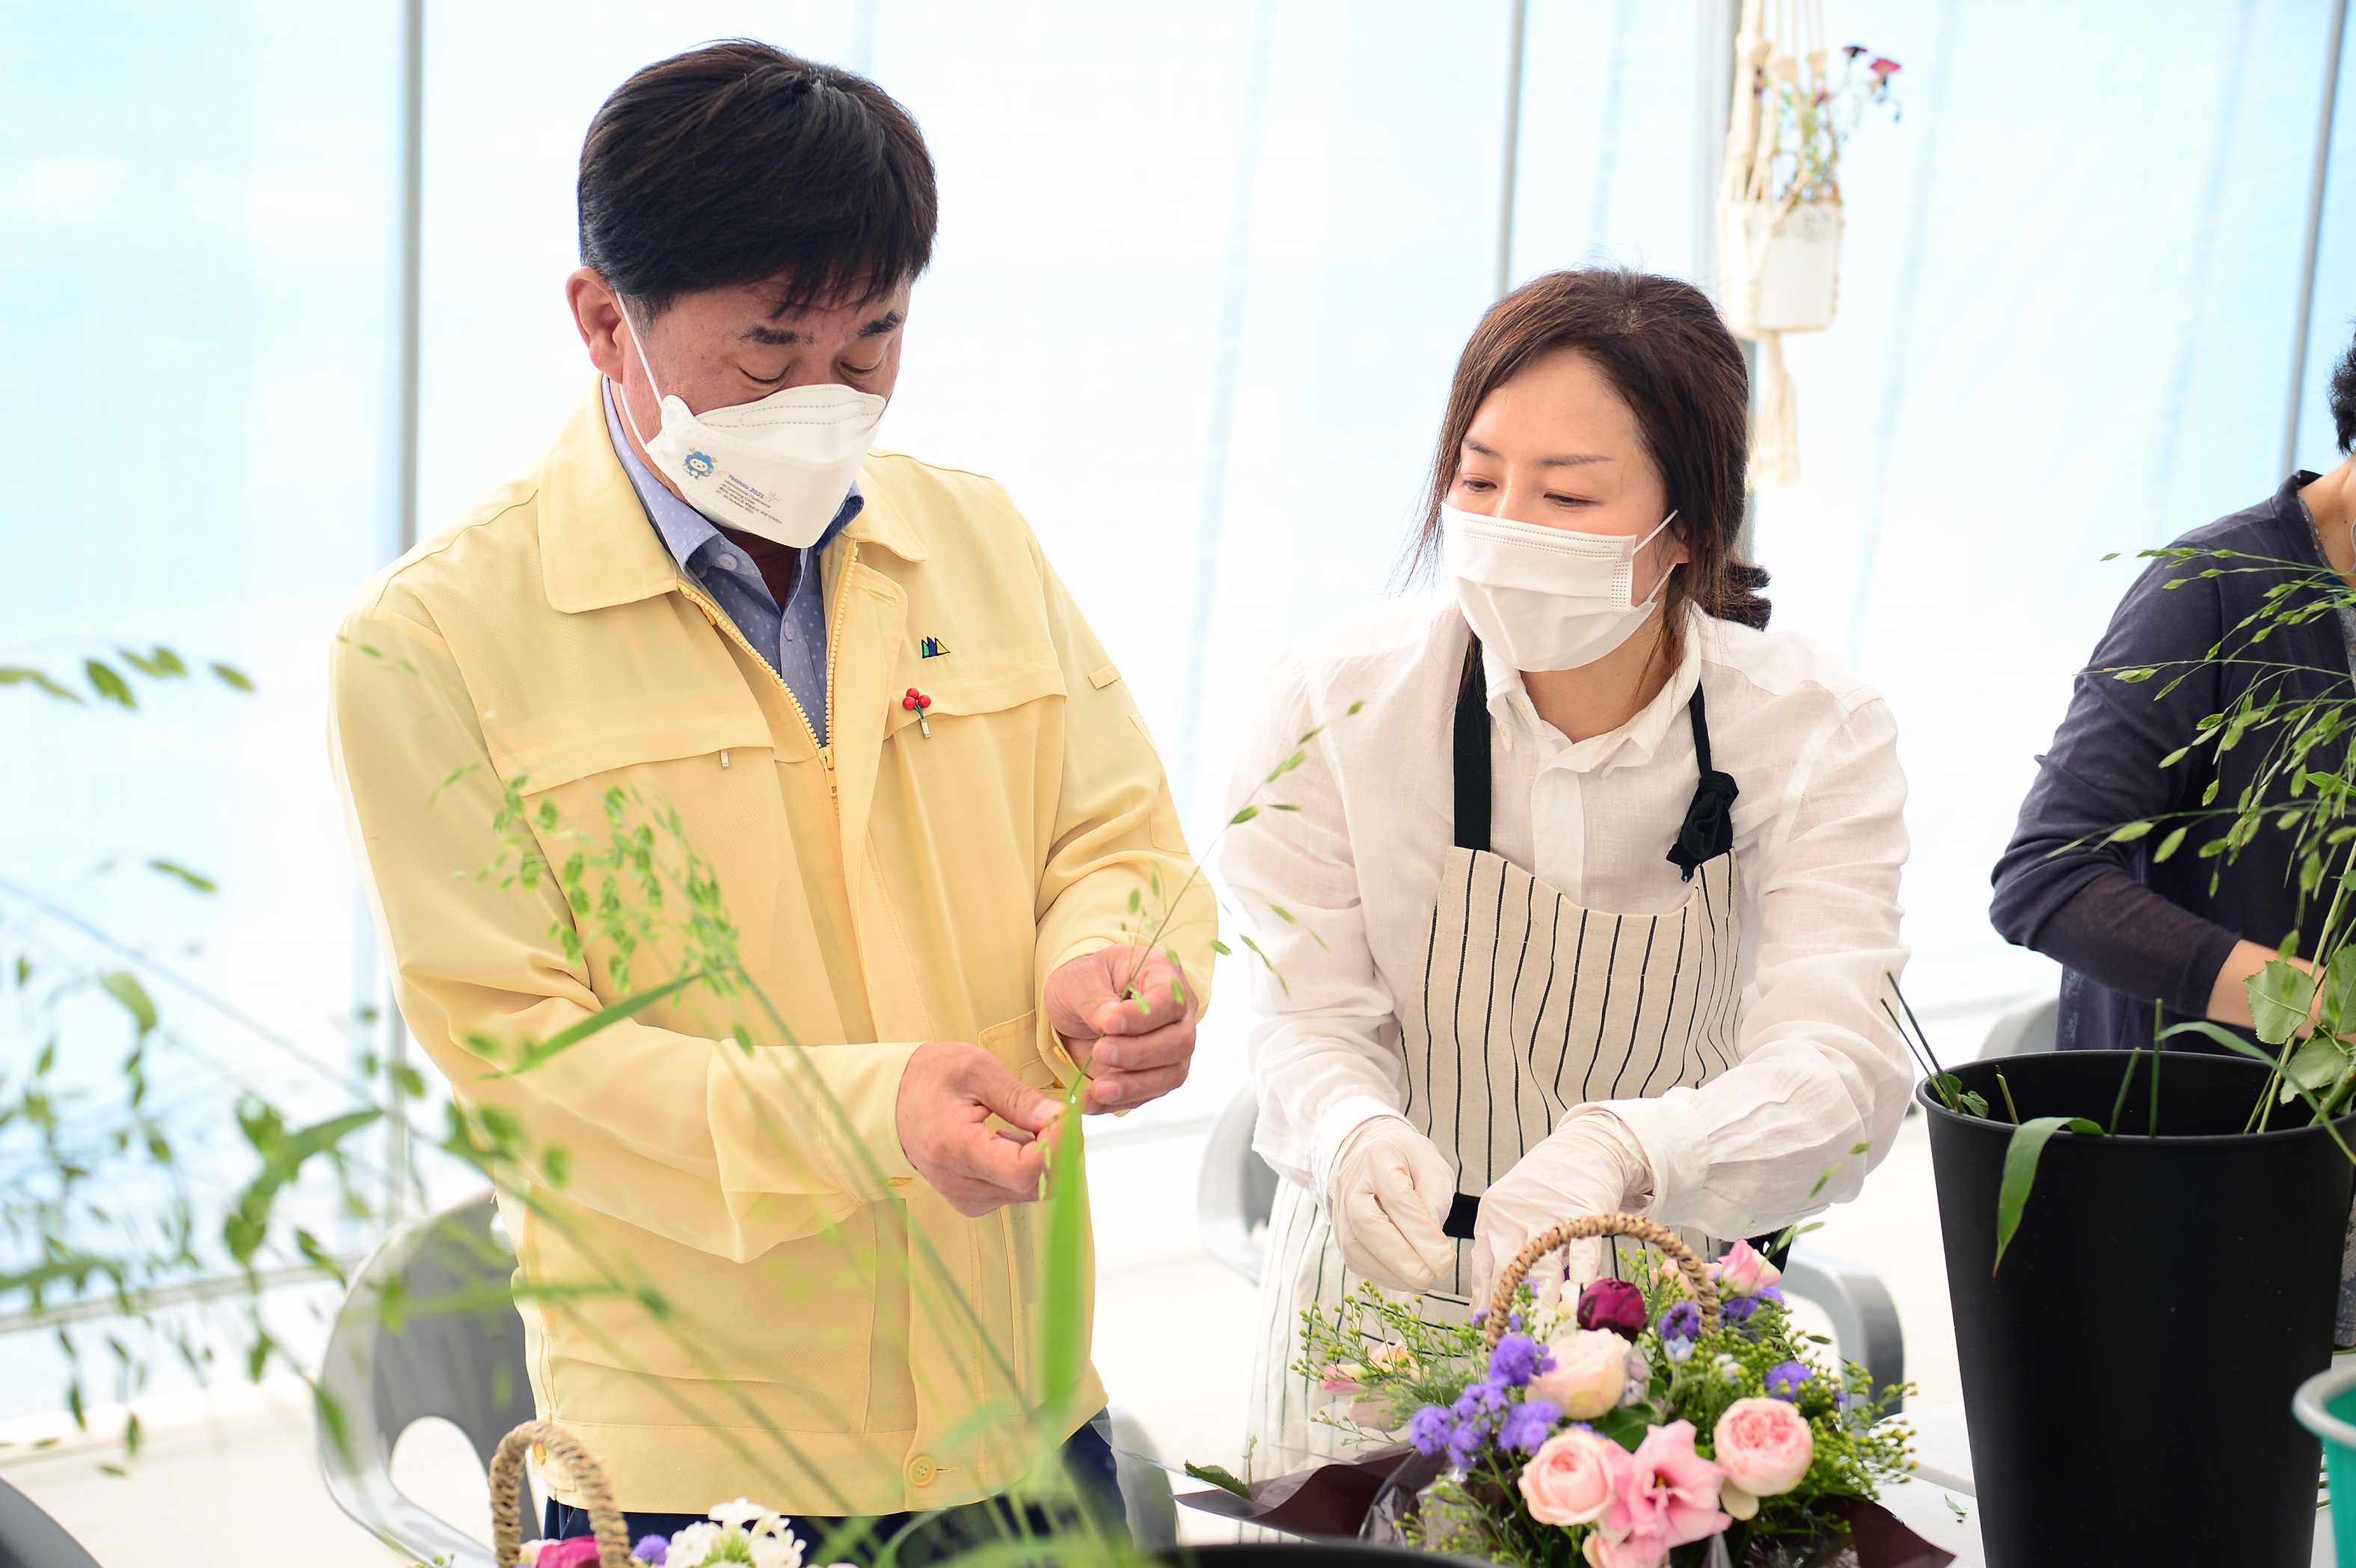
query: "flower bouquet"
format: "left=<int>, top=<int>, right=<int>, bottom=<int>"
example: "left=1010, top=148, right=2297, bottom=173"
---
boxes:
left=515, top=1498, right=813, bottom=1568
left=1297, top=1217, right=1914, bottom=1568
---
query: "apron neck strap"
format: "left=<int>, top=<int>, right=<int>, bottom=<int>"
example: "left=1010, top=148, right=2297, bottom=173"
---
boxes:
left=1453, top=634, right=1492, bottom=852
left=1454, top=642, right=1740, bottom=880
left=1667, top=683, right=1740, bottom=882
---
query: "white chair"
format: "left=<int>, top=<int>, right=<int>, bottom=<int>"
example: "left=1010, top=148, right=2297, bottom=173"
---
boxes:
left=1195, top=1087, right=1907, bottom=1406
left=0, top=1472, right=103, bottom=1568
left=1977, top=991, right=2060, bottom=1059
left=316, top=1188, right=1178, bottom=1559
left=316, top=1189, right=534, bottom=1567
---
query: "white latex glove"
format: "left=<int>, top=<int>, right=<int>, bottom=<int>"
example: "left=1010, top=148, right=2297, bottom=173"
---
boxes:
left=1325, top=1114, right=1458, bottom=1293
left=1470, top=1107, right=1655, bottom=1309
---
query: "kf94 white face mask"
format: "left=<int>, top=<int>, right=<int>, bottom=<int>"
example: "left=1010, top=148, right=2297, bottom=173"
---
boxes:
left=615, top=310, right=886, bottom=548
left=1442, top=502, right=1679, bottom=671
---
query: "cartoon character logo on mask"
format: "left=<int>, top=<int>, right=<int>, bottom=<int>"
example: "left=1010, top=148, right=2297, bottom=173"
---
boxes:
left=684, top=451, right=716, bottom=479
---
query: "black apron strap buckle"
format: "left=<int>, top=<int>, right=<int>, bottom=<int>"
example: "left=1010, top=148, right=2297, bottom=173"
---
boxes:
left=1443, top=1192, right=1482, bottom=1240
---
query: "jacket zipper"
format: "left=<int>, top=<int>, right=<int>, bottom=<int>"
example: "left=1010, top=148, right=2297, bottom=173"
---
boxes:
left=675, top=540, right=860, bottom=799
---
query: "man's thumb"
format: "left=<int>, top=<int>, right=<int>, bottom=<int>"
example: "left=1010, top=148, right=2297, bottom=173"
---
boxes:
left=969, top=1054, right=1061, bottom=1134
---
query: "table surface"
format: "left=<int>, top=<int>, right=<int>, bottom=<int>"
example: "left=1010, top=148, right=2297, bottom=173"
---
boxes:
left=1881, top=1402, right=2336, bottom=1568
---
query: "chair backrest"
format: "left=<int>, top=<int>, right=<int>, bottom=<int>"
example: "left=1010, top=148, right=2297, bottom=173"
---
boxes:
left=0, top=1471, right=102, bottom=1568
left=316, top=1188, right=534, bottom=1567
left=1978, top=991, right=2061, bottom=1060
left=1197, top=1087, right=1280, bottom=1284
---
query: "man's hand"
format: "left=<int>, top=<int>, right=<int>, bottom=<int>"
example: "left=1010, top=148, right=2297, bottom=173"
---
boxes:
left=1043, top=944, right=1198, bottom=1113
left=896, top=1040, right=1064, bottom=1217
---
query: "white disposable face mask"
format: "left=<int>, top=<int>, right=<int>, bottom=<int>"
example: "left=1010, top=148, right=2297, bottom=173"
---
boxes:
left=614, top=310, right=886, bottom=548
left=1442, top=502, right=1679, bottom=671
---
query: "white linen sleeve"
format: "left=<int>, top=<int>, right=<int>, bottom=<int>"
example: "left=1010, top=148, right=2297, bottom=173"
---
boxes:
left=1604, top=692, right=1912, bottom=1240
left=1218, top=654, right=1414, bottom=1198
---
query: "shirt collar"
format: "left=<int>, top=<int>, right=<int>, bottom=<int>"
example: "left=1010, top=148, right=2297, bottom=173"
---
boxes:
left=1482, top=606, right=1705, bottom=774
left=599, top=378, right=862, bottom=571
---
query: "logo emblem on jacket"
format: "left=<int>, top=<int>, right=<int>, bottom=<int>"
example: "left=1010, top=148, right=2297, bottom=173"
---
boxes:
left=684, top=451, right=715, bottom=479
left=919, top=636, right=951, bottom=658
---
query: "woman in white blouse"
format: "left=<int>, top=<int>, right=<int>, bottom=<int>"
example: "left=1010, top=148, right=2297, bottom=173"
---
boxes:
left=1222, top=268, right=1910, bottom=1457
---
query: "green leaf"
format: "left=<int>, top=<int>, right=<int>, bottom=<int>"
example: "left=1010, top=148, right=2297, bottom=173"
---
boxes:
left=118, top=646, right=187, bottom=678
left=0, top=665, right=85, bottom=703
left=2105, top=820, right=2154, bottom=843
left=1230, top=805, right=1260, bottom=825
left=209, top=661, right=255, bottom=692
left=1039, top=1098, right=1089, bottom=1423
left=496, top=972, right=705, bottom=1074
left=1995, top=1116, right=2103, bottom=1273
left=1957, top=1089, right=1992, bottom=1119
left=2286, top=1033, right=2346, bottom=1092
left=84, top=659, right=135, bottom=709
left=1592, top=1402, right=1664, bottom=1452
left=147, top=859, right=217, bottom=894
left=1211, top=939, right=1233, bottom=956
left=2153, top=826, right=2188, bottom=863
left=2249, top=959, right=2317, bottom=1048
left=1183, top=1461, right=1253, bottom=1500
left=96, top=971, right=158, bottom=1036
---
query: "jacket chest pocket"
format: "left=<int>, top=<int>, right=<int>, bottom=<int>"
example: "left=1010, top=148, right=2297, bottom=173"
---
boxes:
left=886, top=651, right=1066, bottom=741
left=498, top=707, right=786, bottom=988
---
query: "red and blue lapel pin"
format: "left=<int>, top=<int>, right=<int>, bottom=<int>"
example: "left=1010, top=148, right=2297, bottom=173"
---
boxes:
left=902, top=687, right=933, bottom=738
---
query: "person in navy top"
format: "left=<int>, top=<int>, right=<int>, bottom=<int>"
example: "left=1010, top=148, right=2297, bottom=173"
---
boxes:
left=1992, top=330, right=2356, bottom=1054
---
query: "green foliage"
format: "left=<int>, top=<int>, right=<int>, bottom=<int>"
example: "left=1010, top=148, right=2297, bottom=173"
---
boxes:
left=1993, top=1116, right=2103, bottom=1274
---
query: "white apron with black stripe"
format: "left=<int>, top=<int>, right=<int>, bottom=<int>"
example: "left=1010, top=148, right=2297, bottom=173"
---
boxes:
left=1246, top=645, right=1745, bottom=1460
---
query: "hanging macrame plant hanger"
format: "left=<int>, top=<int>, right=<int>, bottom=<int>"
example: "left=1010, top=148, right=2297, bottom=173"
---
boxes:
left=1719, top=0, right=1841, bottom=489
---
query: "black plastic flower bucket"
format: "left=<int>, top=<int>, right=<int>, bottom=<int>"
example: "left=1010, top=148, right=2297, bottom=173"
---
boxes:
left=1923, top=1050, right=2353, bottom=1567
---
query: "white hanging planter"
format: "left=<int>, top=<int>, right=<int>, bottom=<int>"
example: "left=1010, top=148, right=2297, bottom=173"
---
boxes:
left=1716, top=1, right=1899, bottom=488
left=1720, top=196, right=1844, bottom=338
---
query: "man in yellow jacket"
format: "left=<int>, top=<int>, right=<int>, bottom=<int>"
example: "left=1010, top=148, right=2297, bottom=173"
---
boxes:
left=328, top=41, right=1211, bottom=1552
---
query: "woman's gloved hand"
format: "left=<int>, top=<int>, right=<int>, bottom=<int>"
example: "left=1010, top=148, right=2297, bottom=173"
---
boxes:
left=1470, top=1107, right=1654, bottom=1305
left=1325, top=1114, right=1458, bottom=1292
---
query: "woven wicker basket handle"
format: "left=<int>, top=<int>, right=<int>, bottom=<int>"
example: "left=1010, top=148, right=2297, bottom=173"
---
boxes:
left=1482, top=1212, right=1721, bottom=1348
left=490, top=1419, right=634, bottom=1568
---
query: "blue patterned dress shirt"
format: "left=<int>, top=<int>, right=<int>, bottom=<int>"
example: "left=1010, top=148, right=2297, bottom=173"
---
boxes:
left=601, top=380, right=859, bottom=745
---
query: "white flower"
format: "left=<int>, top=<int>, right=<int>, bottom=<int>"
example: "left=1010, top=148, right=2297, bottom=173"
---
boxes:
left=709, top=1498, right=768, bottom=1528
left=668, top=1522, right=723, bottom=1566
left=1714, top=1353, right=1745, bottom=1381
left=749, top=1534, right=805, bottom=1568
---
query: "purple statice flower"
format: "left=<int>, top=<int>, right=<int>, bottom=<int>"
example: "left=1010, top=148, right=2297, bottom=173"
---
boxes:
left=1577, top=1279, right=1648, bottom=1341
left=1470, top=1309, right=1490, bottom=1326
left=632, top=1537, right=670, bottom=1566
left=1496, top=1397, right=1560, bottom=1454
left=1755, top=1284, right=1787, bottom=1308
left=1408, top=1405, right=1452, bottom=1457
left=1766, top=1360, right=1812, bottom=1401
left=1657, top=1300, right=1701, bottom=1346
left=1488, top=1332, right=1548, bottom=1389
left=1507, top=1312, right=1524, bottom=1331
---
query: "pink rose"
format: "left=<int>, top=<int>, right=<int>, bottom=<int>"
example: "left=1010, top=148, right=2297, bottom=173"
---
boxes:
left=530, top=1540, right=604, bottom=1568
left=1518, top=1427, right=1620, bottom=1526
left=1588, top=1420, right=1729, bottom=1561
left=1710, top=1239, right=1782, bottom=1297
left=1714, top=1396, right=1814, bottom=1498
left=1529, top=1329, right=1628, bottom=1419
left=1582, top=1532, right=1666, bottom=1568
left=1319, top=1363, right=1363, bottom=1393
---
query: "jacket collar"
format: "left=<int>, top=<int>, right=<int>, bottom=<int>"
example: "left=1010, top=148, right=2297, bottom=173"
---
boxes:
left=539, top=384, right=930, bottom=613
left=539, top=381, right=686, bottom=615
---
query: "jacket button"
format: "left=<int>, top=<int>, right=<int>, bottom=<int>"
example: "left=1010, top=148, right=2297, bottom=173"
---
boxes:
left=908, top=1454, right=938, bottom=1486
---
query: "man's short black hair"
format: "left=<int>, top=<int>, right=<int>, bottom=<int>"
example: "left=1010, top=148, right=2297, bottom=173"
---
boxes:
left=579, top=40, right=936, bottom=319
left=2332, top=324, right=2356, bottom=455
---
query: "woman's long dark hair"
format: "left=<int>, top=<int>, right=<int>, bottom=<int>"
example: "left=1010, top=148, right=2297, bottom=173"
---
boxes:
left=1409, top=268, right=1770, bottom=671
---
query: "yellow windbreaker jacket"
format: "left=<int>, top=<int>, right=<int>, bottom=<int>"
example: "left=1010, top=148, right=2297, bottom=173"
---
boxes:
left=328, top=385, right=1211, bottom=1517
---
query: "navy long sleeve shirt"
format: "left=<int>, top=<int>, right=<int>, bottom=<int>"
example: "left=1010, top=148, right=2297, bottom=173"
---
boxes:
left=1990, top=473, right=2352, bottom=1053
